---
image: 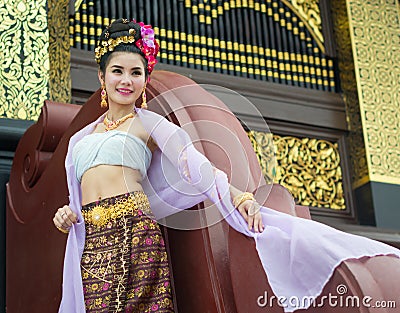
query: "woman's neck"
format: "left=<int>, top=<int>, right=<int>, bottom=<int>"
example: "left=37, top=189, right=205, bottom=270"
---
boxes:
left=106, top=105, right=135, bottom=121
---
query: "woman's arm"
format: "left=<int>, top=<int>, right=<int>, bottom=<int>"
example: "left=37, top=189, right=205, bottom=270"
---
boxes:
left=213, top=167, right=264, bottom=233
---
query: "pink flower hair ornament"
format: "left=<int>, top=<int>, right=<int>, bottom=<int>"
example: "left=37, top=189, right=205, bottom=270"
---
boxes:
left=134, top=21, right=160, bottom=76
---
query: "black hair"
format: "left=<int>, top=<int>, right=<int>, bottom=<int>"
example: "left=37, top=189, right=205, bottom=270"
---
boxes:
left=97, top=19, right=149, bottom=78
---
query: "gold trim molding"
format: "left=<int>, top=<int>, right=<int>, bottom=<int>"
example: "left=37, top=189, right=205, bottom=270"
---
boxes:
left=331, top=0, right=370, bottom=188
left=48, top=0, right=71, bottom=104
left=281, top=0, right=325, bottom=53
left=75, top=0, right=84, bottom=12
left=346, top=0, right=400, bottom=185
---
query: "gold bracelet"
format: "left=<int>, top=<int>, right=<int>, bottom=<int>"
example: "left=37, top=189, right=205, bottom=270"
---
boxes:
left=233, top=192, right=255, bottom=208
left=56, top=225, right=69, bottom=234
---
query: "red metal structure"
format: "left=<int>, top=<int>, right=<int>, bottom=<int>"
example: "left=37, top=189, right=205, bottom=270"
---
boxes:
left=6, top=71, right=400, bottom=312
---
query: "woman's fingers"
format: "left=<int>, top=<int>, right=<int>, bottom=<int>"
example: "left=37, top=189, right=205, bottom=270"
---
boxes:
left=53, top=214, right=69, bottom=229
left=247, top=213, right=254, bottom=231
left=54, top=211, right=70, bottom=228
left=252, top=203, right=264, bottom=233
left=239, top=200, right=255, bottom=231
left=253, top=211, right=264, bottom=233
left=54, top=205, right=77, bottom=230
left=62, top=205, right=78, bottom=224
left=259, top=213, right=265, bottom=232
left=239, top=201, right=264, bottom=233
left=237, top=204, right=248, bottom=222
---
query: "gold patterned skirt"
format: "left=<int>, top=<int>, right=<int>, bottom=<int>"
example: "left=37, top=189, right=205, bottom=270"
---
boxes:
left=80, top=191, right=174, bottom=312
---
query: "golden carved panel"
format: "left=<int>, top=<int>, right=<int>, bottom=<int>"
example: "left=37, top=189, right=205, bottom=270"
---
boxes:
left=346, top=0, right=400, bottom=185
left=247, top=131, right=276, bottom=184
left=249, top=131, right=346, bottom=209
left=48, top=0, right=71, bottom=103
left=0, top=0, right=50, bottom=120
left=331, top=0, right=369, bottom=188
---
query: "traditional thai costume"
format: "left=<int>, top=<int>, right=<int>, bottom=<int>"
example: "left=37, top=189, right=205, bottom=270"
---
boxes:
left=71, top=129, right=173, bottom=312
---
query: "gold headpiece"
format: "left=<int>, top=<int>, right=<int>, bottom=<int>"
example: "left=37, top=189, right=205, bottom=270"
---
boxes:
left=94, top=20, right=159, bottom=75
left=94, top=31, right=136, bottom=64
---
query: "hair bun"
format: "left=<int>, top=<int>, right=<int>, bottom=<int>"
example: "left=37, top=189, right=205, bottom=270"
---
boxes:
left=101, top=19, right=140, bottom=41
left=108, top=19, right=135, bottom=33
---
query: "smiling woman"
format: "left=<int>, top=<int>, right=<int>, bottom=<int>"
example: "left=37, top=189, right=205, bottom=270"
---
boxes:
left=53, top=19, right=176, bottom=313
left=99, top=52, right=147, bottom=111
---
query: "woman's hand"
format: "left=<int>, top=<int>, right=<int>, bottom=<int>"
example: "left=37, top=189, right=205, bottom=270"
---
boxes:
left=237, top=200, right=264, bottom=233
left=53, top=205, right=78, bottom=234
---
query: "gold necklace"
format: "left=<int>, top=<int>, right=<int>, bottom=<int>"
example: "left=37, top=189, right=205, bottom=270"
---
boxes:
left=103, top=112, right=135, bottom=131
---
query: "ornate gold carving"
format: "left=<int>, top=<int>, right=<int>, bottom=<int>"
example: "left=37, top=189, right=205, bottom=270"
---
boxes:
left=249, top=131, right=346, bottom=209
left=0, top=0, right=70, bottom=120
left=331, top=0, right=369, bottom=188
left=280, top=0, right=325, bottom=52
left=247, top=131, right=276, bottom=184
left=0, top=0, right=50, bottom=120
left=48, top=0, right=71, bottom=104
left=345, top=0, right=400, bottom=185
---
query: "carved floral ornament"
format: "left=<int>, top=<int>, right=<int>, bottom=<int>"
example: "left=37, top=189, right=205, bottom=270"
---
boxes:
left=248, top=131, right=345, bottom=210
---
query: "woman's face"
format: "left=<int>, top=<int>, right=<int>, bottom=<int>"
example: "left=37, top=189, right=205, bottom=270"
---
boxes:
left=99, top=52, right=147, bottom=108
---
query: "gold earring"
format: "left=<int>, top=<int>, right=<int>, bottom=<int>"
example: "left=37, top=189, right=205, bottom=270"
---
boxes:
left=141, top=84, right=147, bottom=109
left=100, top=85, right=108, bottom=108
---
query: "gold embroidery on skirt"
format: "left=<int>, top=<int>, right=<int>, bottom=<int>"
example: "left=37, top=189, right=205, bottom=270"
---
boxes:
left=82, top=192, right=151, bottom=228
left=81, top=192, right=174, bottom=312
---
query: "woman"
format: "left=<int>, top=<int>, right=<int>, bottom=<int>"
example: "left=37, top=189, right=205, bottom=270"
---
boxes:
left=54, top=19, right=400, bottom=313
left=53, top=19, right=262, bottom=312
